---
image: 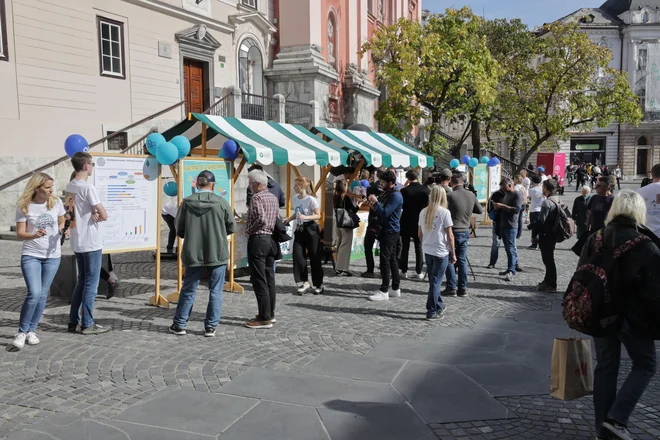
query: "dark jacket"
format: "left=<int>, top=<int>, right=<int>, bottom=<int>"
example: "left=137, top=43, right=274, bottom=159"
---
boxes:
left=176, top=191, right=235, bottom=267
left=447, top=186, right=484, bottom=233
left=488, top=190, right=505, bottom=225
left=366, top=181, right=383, bottom=233
left=533, top=195, right=560, bottom=238
left=578, top=216, right=660, bottom=339
left=246, top=176, right=286, bottom=208
left=373, top=189, right=403, bottom=234
left=400, top=182, right=429, bottom=236
left=571, top=195, right=590, bottom=239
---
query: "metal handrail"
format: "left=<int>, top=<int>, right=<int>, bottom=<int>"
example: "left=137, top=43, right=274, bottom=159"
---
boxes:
left=204, top=94, right=232, bottom=117
left=483, top=149, right=521, bottom=177
left=120, top=129, right=157, bottom=155
left=0, top=100, right=185, bottom=192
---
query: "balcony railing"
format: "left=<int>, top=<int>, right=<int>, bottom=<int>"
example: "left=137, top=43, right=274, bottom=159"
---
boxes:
left=242, top=93, right=278, bottom=122
left=205, top=94, right=233, bottom=117
left=285, top=100, right=314, bottom=128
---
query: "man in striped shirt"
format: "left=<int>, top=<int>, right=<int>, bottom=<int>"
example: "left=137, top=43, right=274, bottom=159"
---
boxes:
left=246, top=169, right=280, bottom=329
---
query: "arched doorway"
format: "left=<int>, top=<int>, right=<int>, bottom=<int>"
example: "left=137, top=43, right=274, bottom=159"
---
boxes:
left=636, top=136, right=652, bottom=176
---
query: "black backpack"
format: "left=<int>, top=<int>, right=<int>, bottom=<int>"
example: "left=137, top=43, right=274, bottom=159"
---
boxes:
left=563, top=230, right=651, bottom=337
left=550, top=199, right=575, bottom=243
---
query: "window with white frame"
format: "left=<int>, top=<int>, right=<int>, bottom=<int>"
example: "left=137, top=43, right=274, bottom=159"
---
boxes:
left=242, top=0, right=257, bottom=9
left=97, top=17, right=125, bottom=78
left=0, top=0, right=8, bottom=61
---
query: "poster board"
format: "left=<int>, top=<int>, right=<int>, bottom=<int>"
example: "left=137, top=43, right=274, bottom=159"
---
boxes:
left=473, top=164, right=489, bottom=203
left=180, top=158, right=232, bottom=204
left=89, top=154, right=160, bottom=253
left=488, top=164, right=502, bottom=197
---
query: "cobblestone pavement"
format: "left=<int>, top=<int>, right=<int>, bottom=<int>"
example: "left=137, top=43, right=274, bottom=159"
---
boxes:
left=0, top=190, right=657, bottom=439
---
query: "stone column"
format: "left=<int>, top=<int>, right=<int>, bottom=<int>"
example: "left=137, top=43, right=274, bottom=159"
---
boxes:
left=223, top=86, right=242, bottom=119
left=309, top=100, right=321, bottom=127
left=274, top=94, right=286, bottom=123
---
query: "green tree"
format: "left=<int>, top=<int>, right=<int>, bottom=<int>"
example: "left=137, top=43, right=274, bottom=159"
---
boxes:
left=362, top=8, right=501, bottom=156
left=485, top=22, right=643, bottom=172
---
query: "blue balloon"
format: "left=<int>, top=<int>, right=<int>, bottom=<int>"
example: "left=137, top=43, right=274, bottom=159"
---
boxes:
left=171, top=135, right=191, bottom=160
left=469, top=158, right=479, bottom=168
left=163, top=181, right=178, bottom=197
left=220, top=139, right=240, bottom=160
left=360, top=179, right=370, bottom=188
left=480, top=156, right=490, bottom=164
left=488, top=157, right=501, bottom=167
left=142, top=156, right=159, bottom=181
left=449, top=159, right=460, bottom=169
left=156, top=142, right=179, bottom=166
left=64, top=134, right=89, bottom=157
left=461, top=155, right=471, bottom=165
left=146, top=133, right=166, bottom=155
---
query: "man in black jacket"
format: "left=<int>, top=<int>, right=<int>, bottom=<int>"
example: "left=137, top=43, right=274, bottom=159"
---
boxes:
left=533, top=179, right=560, bottom=293
left=361, top=179, right=383, bottom=278
left=399, top=169, right=429, bottom=279
left=486, top=187, right=505, bottom=269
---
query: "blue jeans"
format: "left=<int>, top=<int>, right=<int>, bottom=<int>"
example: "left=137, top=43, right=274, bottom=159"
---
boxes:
left=489, top=224, right=500, bottom=266
left=19, top=256, right=61, bottom=333
left=500, top=227, right=518, bottom=274
left=445, top=230, right=470, bottom=290
left=173, top=265, right=226, bottom=329
left=425, top=254, right=449, bottom=317
left=69, top=250, right=102, bottom=329
left=594, top=328, right=657, bottom=434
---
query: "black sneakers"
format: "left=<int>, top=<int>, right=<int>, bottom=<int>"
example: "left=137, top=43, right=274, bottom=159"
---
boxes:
left=168, top=324, right=186, bottom=335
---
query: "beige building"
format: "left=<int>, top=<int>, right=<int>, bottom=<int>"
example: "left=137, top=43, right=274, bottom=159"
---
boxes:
left=0, top=0, right=277, bottom=224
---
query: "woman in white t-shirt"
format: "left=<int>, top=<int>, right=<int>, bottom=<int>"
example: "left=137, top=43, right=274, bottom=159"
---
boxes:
left=13, top=173, right=66, bottom=350
left=283, top=177, right=323, bottom=295
left=418, top=185, right=456, bottom=320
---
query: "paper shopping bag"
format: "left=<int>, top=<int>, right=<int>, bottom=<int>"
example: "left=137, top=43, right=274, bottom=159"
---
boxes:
left=550, top=337, right=593, bottom=400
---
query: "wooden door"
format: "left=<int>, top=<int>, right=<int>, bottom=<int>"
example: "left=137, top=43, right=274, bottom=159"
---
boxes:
left=183, top=59, right=204, bottom=114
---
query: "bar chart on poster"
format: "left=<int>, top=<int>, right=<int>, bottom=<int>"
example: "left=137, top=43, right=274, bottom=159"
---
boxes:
left=92, top=155, right=159, bottom=253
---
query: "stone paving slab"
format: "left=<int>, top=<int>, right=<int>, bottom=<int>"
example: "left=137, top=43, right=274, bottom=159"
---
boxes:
left=424, top=326, right=509, bottom=351
left=220, top=401, right=329, bottom=440
left=318, top=402, right=437, bottom=440
left=6, top=414, right=212, bottom=440
left=456, top=362, right=549, bottom=397
left=392, top=361, right=517, bottom=424
left=301, top=351, right=406, bottom=383
left=114, top=389, right=258, bottom=436
left=367, top=337, right=514, bottom=365
left=220, top=367, right=405, bottom=407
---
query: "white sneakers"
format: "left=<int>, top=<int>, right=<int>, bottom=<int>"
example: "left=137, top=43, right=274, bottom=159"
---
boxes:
left=369, top=288, right=401, bottom=301
left=417, top=272, right=425, bottom=280
left=12, top=332, right=38, bottom=350
left=297, top=282, right=310, bottom=294
left=401, top=272, right=425, bottom=281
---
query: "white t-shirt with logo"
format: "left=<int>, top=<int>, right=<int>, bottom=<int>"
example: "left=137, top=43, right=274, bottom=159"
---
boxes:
left=529, top=186, right=544, bottom=213
left=638, top=182, right=660, bottom=236
left=15, top=200, right=66, bottom=259
left=65, top=179, right=103, bottom=253
left=418, top=206, right=453, bottom=258
left=292, top=195, right=320, bottom=223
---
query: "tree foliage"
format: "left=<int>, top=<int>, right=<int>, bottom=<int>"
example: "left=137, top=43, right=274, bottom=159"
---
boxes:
left=485, top=22, right=643, bottom=172
left=364, top=13, right=643, bottom=169
left=361, top=8, right=501, bottom=155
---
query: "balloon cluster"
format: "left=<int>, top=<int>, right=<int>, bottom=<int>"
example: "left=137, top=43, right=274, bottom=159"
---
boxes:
left=450, top=155, right=501, bottom=169
left=64, top=134, right=89, bottom=157
left=218, top=139, right=240, bottom=160
left=146, top=133, right=191, bottom=166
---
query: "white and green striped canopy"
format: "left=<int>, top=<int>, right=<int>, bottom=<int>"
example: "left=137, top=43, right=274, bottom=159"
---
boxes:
left=187, top=114, right=349, bottom=167
left=315, top=127, right=434, bottom=169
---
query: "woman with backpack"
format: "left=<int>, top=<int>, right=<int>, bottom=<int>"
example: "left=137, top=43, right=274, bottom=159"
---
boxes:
left=577, top=190, right=659, bottom=440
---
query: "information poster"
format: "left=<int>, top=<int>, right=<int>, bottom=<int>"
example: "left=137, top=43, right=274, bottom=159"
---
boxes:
left=180, top=159, right=232, bottom=205
left=489, top=164, right=502, bottom=196
left=92, top=155, right=159, bottom=253
left=473, top=164, right=489, bottom=203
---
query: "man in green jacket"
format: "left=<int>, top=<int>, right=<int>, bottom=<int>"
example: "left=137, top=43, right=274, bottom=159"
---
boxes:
left=169, top=170, right=235, bottom=337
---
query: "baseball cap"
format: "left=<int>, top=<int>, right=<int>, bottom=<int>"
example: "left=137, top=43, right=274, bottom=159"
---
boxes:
left=537, top=166, right=545, bottom=173
left=440, top=169, right=453, bottom=178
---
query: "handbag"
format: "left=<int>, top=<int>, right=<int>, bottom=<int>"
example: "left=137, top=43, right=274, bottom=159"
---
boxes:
left=272, top=217, right=292, bottom=243
left=335, top=208, right=360, bottom=229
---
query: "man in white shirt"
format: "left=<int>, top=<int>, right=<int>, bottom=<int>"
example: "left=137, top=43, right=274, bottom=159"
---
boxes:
left=614, top=164, right=622, bottom=190
left=520, top=169, right=531, bottom=193
left=527, top=175, right=545, bottom=249
left=637, top=164, right=660, bottom=237
left=65, top=152, right=110, bottom=335
left=536, top=167, right=549, bottom=182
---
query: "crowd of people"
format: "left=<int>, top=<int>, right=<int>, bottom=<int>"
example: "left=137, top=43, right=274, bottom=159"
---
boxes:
left=10, top=153, right=660, bottom=440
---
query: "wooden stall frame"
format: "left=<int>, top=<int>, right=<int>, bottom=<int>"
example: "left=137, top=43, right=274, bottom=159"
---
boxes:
left=88, top=153, right=168, bottom=308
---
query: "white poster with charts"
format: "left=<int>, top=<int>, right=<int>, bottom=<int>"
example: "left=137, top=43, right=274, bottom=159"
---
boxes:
left=92, top=155, right=160, bottom=253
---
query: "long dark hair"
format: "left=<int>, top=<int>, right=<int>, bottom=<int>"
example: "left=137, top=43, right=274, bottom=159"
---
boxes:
left=333, top=180, right=346, bottom=208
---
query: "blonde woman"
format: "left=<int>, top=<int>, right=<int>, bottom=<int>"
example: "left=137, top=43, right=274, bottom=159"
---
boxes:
left=283, top=176, right=323, bottom=294
left=333, top=180, right=359, bottom=276
left=13, top=173, right=66, bottom=349
left=418, top=185, right=455, bottom=319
